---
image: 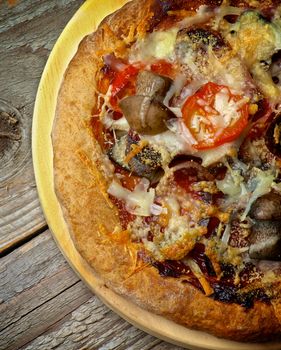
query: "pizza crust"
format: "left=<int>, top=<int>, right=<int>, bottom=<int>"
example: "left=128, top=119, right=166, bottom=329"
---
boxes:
left=52, top=0, right=281, bottom=341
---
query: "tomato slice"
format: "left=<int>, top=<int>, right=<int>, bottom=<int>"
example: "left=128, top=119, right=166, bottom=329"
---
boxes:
left=150, top=60, right=176, bottom=78
left=182, top=82, right=249, bottom=150
left=110, top=65, right=139, bottom=110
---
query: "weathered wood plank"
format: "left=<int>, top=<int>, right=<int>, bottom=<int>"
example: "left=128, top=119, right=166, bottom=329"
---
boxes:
left=0, top=0, right=84, bottom=254
left=0, top=230, right=183, bottom=350
left=22, top=297, right=183, bottom=350
left=0, top=233, right=78, bottom=329
left=0, top=230, right=92, bottom=350
left=1, top=281, right=92, bottom=350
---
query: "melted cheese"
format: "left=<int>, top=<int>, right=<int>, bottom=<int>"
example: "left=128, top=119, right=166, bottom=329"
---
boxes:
left=222, top=10, right=281, bottom=101
left=129, top=28, right=178, bottom=62
left=102, top=114, right=130, bottom=131
left=240, top=169, right=275, bottom=220
left=197, top=141, right=238, bottom=167
left=107, top=178, right=157, bottom=216
left=216, top=162, right=276, bottom=221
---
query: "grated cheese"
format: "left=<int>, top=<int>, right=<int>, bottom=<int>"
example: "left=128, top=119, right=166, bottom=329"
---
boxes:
left=186, top=258, right=214, bottom=296
left=124, top=140, right=149, bottom=164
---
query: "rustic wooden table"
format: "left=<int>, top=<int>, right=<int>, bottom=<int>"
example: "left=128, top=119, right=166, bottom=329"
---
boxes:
left=0, top=1, right=184, bottom=349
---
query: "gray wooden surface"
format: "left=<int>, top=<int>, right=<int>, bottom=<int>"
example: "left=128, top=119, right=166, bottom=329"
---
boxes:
left=0, top=1, right=184, bottom=349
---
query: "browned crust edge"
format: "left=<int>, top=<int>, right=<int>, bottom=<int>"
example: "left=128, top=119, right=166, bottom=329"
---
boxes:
left=52, top=0, right=281, bottom=341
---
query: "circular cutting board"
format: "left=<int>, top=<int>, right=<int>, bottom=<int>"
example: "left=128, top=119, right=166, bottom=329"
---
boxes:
left=32, top=1, right=281, bottom=349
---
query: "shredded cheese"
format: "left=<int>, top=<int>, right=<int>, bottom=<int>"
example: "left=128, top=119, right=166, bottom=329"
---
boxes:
left=124, top=140, right=149, bottom=164
left=187, top=259, right=214, bottom=296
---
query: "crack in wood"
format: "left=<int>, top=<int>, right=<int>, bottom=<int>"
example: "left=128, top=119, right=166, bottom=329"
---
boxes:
left=0, top=224, right=48, bottom=258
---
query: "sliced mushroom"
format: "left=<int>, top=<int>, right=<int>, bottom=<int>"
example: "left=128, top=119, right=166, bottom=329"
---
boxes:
left=249, top=220, right=281, bottom=260
left=136, top=71, right=172, bottom=99
left=249, top=192, right=281, bottom=221
left=175, top=27, right=226, bottom=59
left=265, top=113, right=281, bottom=157
left=119, top=95, right=175, bottom=135
left=108, top=135, right=163, bottom=181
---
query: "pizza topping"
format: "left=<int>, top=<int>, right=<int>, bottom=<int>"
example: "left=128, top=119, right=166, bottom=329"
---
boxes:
left=152, top=259, right=192, bottom=278
left=176, top=5, right=211, bottom=26
left=119, top=70, right=175, bottom=135
left=265, top=112, right=281, bottom=157
left=129, top=28, right=178, bottom=62
left=185, top=258, right=214, bottom=296
left=246, top=191, right=281, bottom=261
left=270, top=50, right=281, bottom=88
left=249, top=192, right=281, bottom=221
left=241, top=168, right=275, bottom=221
left=124, top=140, right=149, bottom=164
left=150, top=60, right=177, bottom=77
left=136, top=70, right=173, bottom=97
left=103, top=53, right=128, bottom=72
left=120, top=96, right=175, bottom=135
left=101, top=61, right=140, bottom=110
left=108, top=178, right=160, bottom=217
left=249, top=220, right=281, bottom=260
left=239, top=136, right=276, bottom=169
left=172, top=161, right=214, bottom=190
left=181, top=82, right=249, bottom=150
left=102, top=114, right=130, bottom=133
left=108, top=134, right=163, bottom=181
left=197, top=140, right=240, bottom=166
left=222, top=10, right=281, bottom=102
left=176, top=26, right=226, bottom=56
left=216, top=160, right=276, bottom=221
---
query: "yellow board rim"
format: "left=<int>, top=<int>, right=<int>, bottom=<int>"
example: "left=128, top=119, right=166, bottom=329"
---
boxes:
left=32, top=1, right=281, bottom=348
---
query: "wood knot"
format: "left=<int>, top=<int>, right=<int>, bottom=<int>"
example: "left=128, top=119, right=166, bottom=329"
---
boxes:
left=0, top=110, right=21, bottom=151
left=0, top=99, right=29, bottom=182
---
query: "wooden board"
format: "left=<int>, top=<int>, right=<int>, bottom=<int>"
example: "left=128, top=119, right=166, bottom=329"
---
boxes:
left=32, top=1, right=281, bottom=349
left=0, top=0, right=85, bottom=255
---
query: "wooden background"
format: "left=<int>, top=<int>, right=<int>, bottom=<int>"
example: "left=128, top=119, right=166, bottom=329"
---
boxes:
left=0, top=1, right=184, bottom=349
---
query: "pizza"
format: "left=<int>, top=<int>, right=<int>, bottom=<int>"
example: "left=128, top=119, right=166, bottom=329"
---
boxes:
left=52, top=0, right=281, bottom=342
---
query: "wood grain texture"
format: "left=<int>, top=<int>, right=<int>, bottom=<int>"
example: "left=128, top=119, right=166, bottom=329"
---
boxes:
left=22, top=297, right=182, bottom=350
left=0, top=0, right=84, bottom=254
left=0, top=230, right=183, bottom=350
